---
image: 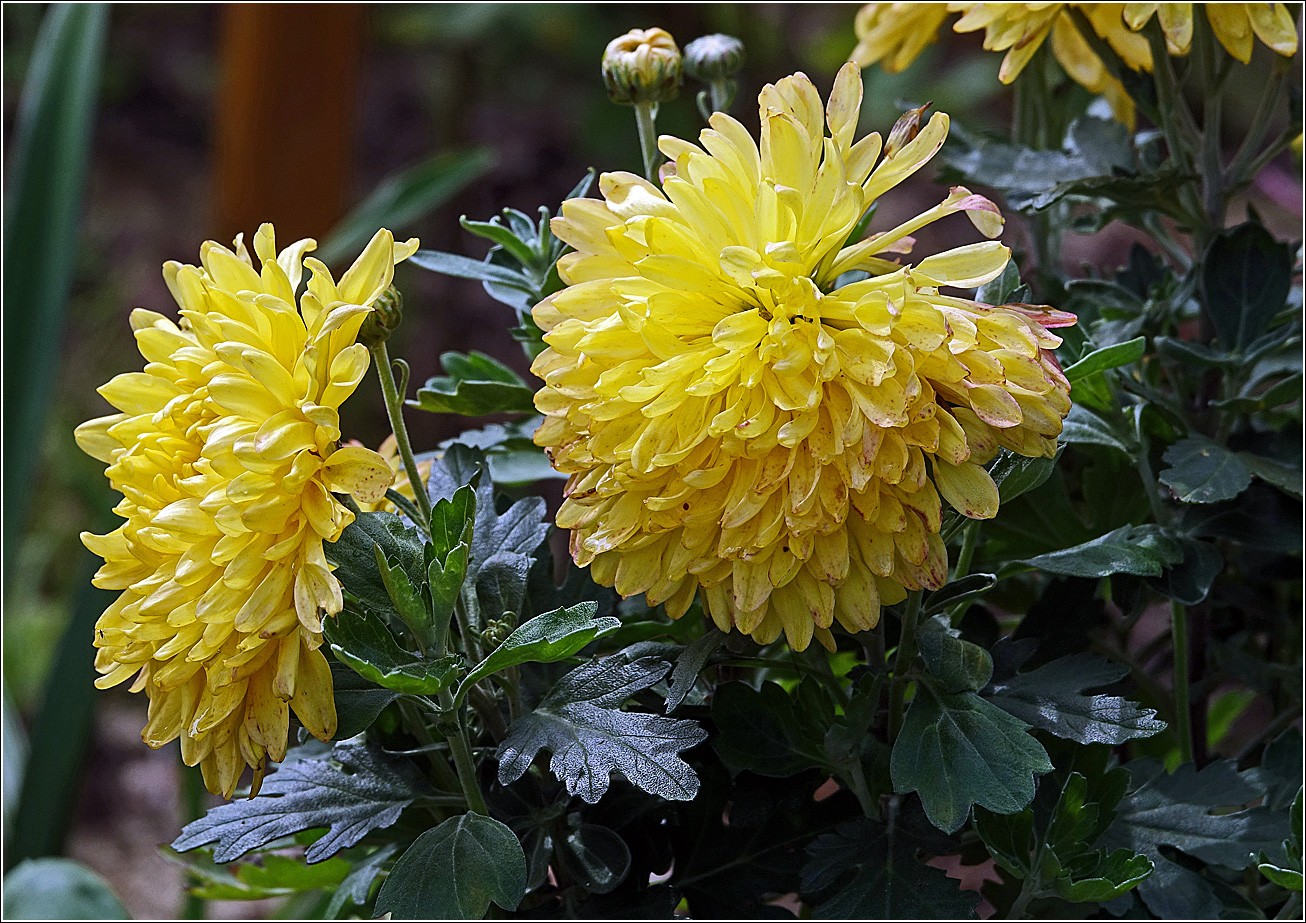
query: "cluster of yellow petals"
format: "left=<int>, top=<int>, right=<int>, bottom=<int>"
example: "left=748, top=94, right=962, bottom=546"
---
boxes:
left=531, top=63, right=1074, bottom=652
left=853, top=3, right=1299, bottom=127
left=354, top=433, right=432, bottom=514
left=76, top=225, right=416, bottom=796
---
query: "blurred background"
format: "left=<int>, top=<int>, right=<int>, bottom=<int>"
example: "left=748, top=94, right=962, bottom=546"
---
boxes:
left=2, top=3, right=1299, bottom=917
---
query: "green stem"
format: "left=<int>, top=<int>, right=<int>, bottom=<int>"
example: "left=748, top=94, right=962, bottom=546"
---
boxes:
left=888, top=591, right=923, bottom=742
left=370, top=339, right=433, bottom=530
left=448, top=720, right=489, bottom=815
left=1193, top=16, right=1226, bottom=233
left=1224, top=58, right=1289, bottom=191
left=633, top=100, right=661, bottom=182
left=1170, top=600, right=1194, bottom=764
left=400, top=699, right=463, bottom=794
left=181, top=767, right=207, bottom=919
left=708, top=77, right=734, bottom=114
left=948, top=522, right=980, bottom=625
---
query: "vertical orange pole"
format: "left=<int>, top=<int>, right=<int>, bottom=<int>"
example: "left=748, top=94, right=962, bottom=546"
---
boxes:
left=212, top=3, right=364, bottom=244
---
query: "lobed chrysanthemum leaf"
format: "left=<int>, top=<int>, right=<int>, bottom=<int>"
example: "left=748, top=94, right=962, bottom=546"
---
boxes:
left=983, top=652, right=1166, bottom=745
left=410, top=350, right=537, bottom=417
left=325, top=610, right=462, bottom=696
left=497, top=652, right=707, bottom=803
left=890, top=678, right=1053, bottom=834
left=172, top=741, right=429, bottom=864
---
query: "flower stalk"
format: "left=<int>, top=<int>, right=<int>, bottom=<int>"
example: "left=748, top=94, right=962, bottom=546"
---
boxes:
left=370, top=338, right=434, bottom=532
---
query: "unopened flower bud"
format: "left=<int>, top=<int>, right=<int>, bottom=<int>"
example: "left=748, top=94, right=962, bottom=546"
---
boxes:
left=884, top=103, right=931, bottom=159
left=683, top=33, right=745, bottom=82
left=602, top=28, right=682, bottom=105
left=359, top=285, right=403, bottom=348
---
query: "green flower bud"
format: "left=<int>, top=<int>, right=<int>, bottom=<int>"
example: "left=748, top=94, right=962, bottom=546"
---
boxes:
left=683, top=33, right=745, bottom=82
left=602, top=28, right=682, bottom=105
left=359, top=284, right=403, bottom=348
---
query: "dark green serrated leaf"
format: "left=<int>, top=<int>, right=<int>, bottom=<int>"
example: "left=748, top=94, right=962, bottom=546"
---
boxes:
left=989, top=447, right=1062, bottom=503
left=474, top=552, right=532, bottom=620
left=918, top=623, right=993, bottom=693
left=975, top=260, right=1021, bottom=306
left=410, top=350, right=536, bottom=416
left=1019, top=524, right=1183, bottom=578
left=984, top=653, right=1165, bottom=744
left=1063, top=336, right=1146, bottom=382
left=1160, top=435, right=1253, bottom=504
left=1147, top=536, right=1223, bottom=606
left=324, top=843, right=398, bottom=917
left=375, top=813, right=526, bottom=920
left=327, top=512, right=426, bottom=617
left=172, top=741, right=428, bottom=864
left=1053, top=848, right=1153, bottom=902
left=329, top=660, right=402, bottom=740
left=713, top=680, right=838, bottom=778
left=1059, top=404, right=1135, bottom=455
left=1201, top=223, right=1293, bottom=352
left=923, top=574, right=997, bottom=616
left=1103, top=758, right=1291, bottom=918
left=459, top=602, right=617, bottom=698
left=890, top=679, right=1051, bottom=833
left=801, top=817, right=979, bottom=919
left=666, top=629, right=726, bottom=713
left=326, top=610, right=461, bottom=696
left=497, top=654, right=706, bottom=803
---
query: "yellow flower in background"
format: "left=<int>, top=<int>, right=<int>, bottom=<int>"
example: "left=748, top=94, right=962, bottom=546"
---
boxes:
left=1124, top=3, right=1299, bottom=62
left=532, top=64, right=1075, bottom=651
left=850, top=3, right=952, bottom=72
left=76, top=225, right=417, bottom=797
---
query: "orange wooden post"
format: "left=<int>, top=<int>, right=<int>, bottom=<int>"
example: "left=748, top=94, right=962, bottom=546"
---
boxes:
left=212, top=3, right=364, bottom=244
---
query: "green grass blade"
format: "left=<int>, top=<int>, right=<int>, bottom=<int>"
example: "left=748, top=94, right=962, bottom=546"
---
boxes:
left=2, top=3, right=109, bottom=582
left=316, top=148, right=495, bottom=265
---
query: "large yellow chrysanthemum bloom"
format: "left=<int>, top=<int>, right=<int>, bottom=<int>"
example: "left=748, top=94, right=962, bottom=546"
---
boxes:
left=531, top=64, right=1074, bottom=651
left=76, top=225, right=417, bottom=797
left=1123, top=2, right=1299, bottom=62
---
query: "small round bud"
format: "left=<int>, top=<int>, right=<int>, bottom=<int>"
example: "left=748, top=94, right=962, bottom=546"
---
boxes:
left=359, top=285, right=403, bottom=348
left=683, top=33, right=745, bottom=82
left=602, top=28, right=682, bottom=105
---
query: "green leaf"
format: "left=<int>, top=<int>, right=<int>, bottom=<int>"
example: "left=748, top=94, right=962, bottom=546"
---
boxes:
left=375, top=813, right=526, bottom=920
left=1200, top=223, right=1293, bottom=352
left=1159, top=435, right=1253, bottom=504
left=922, top=574, right=997, bottom=616
left=460, top=213, right=540, bottom=268
left=918, top=621, right=993, bottom=693
left=317, top=148, right=494, bottom=264
left=440, top=418, right=565, bottom=485
left=890, top=679, right=1051, bottom=833
left=801, top=817, right=979, bottom=918
left=665, top=629, right=726, bottom=712
left=1257, top=862, right=1303, bottom=891
left=497, top=652, right=707, bottom=803
left=1053, top=848, right=1153, bottom=902
left=458, top=602, right=618, bottom=701
left=975, top=260, right=1021, bottom=306
left=410, top=350, right=537, bottom=416
left=2, top=858, right=128, bottom=920
left=712, top=680, right=840, bottom=778
left=329, top=660, right=402, bottom=739
left=558, top=824, right=632, bottom=895
left=1103, top=759, right=1291, bottom=918
left=3, top=3, right=108, bottom=573
left=1148, top=536, right=1223, bottom=606
left=173, top=741, right=429, bottom=864
left=327, top=511, right=426, bottom=618
left=408, top=248, right=537, bottom=291
left=178, top=851, right=352, bottom=901
left=326, top=610, right=462, bottom=695
left=325, top=844, right=398, bottom=917
left=1019, top=524, right=1183, bottom=578
left=984, top=653, right=1165, bottom=744
left=1063, top=336, right=1146, bottom=382
left=1059, top=404, right=1135, bottom=455
left=989, top=447, right=1062, bottom=503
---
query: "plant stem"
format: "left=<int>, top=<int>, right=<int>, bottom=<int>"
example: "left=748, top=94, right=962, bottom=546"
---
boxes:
left=1170, top=600, right=1194, bottom=764
left=948, top=522, right=980, bottom=624
left=400, top=698, right=463, bottom=794
left=888, top=591, right=923, bottom=741
left=180, top=767, right=207, bottom=919
left=708, top=78, right=734, bottom=114
left=448, top=718, right=489, bottom=815
left=370, top=339, right=433, bottom=529
left=633, top=100, right=661, bottom=182
left=1193, top=16, right=1226, bottom=233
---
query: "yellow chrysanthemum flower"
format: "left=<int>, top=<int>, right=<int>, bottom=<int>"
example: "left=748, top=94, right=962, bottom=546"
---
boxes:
left=354, top=433, right=432, bottom=514
left=1124, top=2, right=1299, bottom=62
left=76, top=225, right=417, bottom=797
left=531, top=64, right=1075, bottom=652
left=850, top=3, right=953, bottom=73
